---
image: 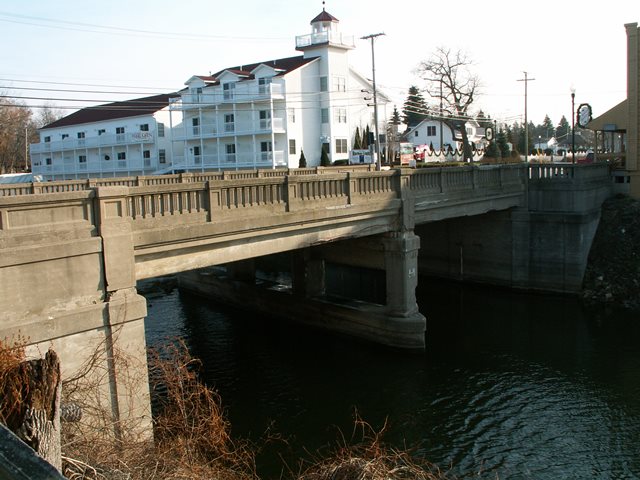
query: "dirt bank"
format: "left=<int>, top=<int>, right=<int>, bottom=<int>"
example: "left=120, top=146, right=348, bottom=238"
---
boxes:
left=582, top=194, right=640, bottom=311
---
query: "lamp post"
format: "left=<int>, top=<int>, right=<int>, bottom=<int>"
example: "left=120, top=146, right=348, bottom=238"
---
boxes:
left=571, top=86, right=576, bottom=164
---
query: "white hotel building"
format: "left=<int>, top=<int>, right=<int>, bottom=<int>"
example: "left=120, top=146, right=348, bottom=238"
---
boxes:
left=31, top=9, right=389, bottom=179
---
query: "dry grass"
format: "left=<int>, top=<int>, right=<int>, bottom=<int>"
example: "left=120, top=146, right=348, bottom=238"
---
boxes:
left=293, top=415, right=453, bottom=480
left=61, top=338, right=257, bottom=480
left=0, top=334, right=29, bottom=431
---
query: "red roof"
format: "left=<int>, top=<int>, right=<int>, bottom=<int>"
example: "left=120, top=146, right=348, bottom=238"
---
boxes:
left=209, top=55, right=317, bottom=80
left=311, top=9, right=338, bottom=24
left=41, top=93, right=176, bottom=130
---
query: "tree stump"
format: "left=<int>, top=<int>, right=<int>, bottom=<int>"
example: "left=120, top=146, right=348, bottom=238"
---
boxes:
left=0, top=348, right=62, bottom=471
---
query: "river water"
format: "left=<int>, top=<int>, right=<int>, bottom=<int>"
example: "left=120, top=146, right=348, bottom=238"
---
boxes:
left=142, top=276, right=640, bottom=479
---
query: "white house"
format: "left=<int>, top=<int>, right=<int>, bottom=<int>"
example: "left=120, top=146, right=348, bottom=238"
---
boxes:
left=168, top=8, right=389, bottom=171
left=30, top=94, right=177, bottom=181
left=405, top=117, right=487, bottom=158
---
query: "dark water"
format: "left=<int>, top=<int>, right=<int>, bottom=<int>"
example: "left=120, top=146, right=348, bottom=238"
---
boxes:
left=143, top=277, right=640, bottom=479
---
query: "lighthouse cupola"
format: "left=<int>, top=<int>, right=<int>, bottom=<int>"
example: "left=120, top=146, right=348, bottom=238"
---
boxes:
left=295, top=4, right=354, bottom=53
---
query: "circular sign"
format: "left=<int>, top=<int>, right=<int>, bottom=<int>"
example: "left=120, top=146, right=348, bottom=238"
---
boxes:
left=577, top=103, right=592, bottom=128
left=485, top=126, right=494, bottom=141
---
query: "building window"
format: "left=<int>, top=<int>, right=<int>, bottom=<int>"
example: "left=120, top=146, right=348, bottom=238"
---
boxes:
left=223, top=82, right=236, bottom=100
left=192, top=117, right=200, bottom=135
left=258, top=77, right=272, bottom=95
left=159, top=149, right=166, bottom=164
left=143, top=150, right=151, bottom=159
left=427, top=126, right=436, bottom=136
left=116, top=127, right=125, bottom=134
left=261, top=141, right=272, bottom=162
left=117, top=152, right=126, bottom=160
left=157, top=123, right=165, bottom=137
left=77, top=132, right=85, bottom=139
left=321, top=108, right=329, bottom=124
left=319, top=76, right=328, bottom=92
left=335, top=108, right=347, bottom=123
left=45, top=158, right=52, bottom=165
left=259, top=110, right=271, bottom=129
left=335, top=138, right=348, bottom=154
left=98, top=129, right=106, bottom=136
left=333, top=76, right=346, bottom=92
left=44, top=136, right=50, bottom=143
left=61, top=134, right=69, bottom=140
left=225, top=144, right=236, bottom=162
left=140, top=124, right=149, bottom=132
left=116, top=127, right=125, bottom=142
left=288, top=108, right=296, bottom=123
left=415, top=131, right=419, bottom=137
left=78, top=155, right=87, bottom=163
left=193, top=146, right=201, bottom=164
left=289, top=139, right=296, bottom=155
left=224, top=113, right=235, bottom=132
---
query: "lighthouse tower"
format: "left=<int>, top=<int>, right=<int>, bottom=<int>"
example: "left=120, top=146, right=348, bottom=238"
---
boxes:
left=294, top=6, right=356, bottom=161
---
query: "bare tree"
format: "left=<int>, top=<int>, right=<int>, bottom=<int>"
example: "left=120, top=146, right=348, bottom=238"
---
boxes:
left=0, top=97, right=33, bottom=173
left=34, top=102, right=64, bottom=129
left=415, top=47, right=480, bottom=161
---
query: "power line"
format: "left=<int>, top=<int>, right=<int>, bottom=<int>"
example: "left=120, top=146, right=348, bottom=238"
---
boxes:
left=0, top=11, right=290, bottom=42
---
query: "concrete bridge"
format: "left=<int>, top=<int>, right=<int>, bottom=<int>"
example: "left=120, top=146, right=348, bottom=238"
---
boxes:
left=0, top=163, right=612, bottom=438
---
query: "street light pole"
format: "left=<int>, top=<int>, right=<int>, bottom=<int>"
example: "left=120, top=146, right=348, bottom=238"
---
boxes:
left=570, top=87, right=576, bottom=164
left=361, top=32, right=385, bottom=171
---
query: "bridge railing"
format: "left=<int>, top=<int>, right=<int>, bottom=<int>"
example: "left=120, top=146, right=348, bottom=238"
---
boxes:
left=405, top=164, right=525, bottom=194
left=528, top=162, right=611, bottom=182
left=0, top=165, right=376, bottom=197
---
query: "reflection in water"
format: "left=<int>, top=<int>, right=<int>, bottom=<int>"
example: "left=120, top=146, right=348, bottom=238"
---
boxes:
left=143, top=277, right=640, bottom=479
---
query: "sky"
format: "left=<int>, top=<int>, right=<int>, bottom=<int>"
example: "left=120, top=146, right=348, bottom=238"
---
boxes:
left=0, top=0, right=636, bottom=129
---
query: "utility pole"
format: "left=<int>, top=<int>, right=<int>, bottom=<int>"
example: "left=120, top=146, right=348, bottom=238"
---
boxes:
left=517, top=72, right=535, bottom=163
left=361, top=32, right=385, bottom=171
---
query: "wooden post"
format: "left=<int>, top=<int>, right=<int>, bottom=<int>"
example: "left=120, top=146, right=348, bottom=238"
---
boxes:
left=2, top=349, right=62, bottom=471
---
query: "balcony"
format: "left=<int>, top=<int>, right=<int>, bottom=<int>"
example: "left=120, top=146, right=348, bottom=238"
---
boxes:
left=30, top=131, right=155, bottom=153
left=173, top=80, right=285, bottom=110
left=173, top=117, right=285, bottom=141
left=170, top=150, right=285, bottom=170
left=295, top=31, right=355, bottom=50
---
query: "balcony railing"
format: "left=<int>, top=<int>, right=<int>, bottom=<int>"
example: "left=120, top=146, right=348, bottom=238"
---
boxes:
left=31, top=131, right=155, bottom=153
left=172, top=117, right=285, bottom=141
left=170, top=150, right=286, bottom=170
left=174, top=80, right=285, bottom=110
left=295, top=31, right=355, bottom=49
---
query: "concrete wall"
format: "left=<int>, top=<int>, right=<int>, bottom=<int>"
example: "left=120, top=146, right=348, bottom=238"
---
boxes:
left=0, top=189, right=152, bottom=440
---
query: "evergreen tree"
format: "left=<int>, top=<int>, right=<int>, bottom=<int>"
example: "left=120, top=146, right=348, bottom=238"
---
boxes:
left=497, top=129, right=509, bottom=158
left=298, top=149, right=307, bottom=168
left=542, top=115, right=554, bottom=138
left=391, top=106, right=401, bottom=125
left=362, top=125, right=370, bottom=149
left=402, top=86, right=428, bottom=127
left=556, top=115, right=570, bottom=140
left=485, top=139, right=499, bottom=158
left=320, top=144, right=331, bottom=166
left=353, top=127, right=362, bottom=149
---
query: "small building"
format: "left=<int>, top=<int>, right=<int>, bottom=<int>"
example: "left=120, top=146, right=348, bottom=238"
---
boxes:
left=588, top=22, right=639, bottom=197
left=405, top=117, right=486, bottom=159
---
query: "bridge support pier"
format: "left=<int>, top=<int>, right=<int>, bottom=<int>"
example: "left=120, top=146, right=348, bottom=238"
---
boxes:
left=180, top=231, right=426, bottom=350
